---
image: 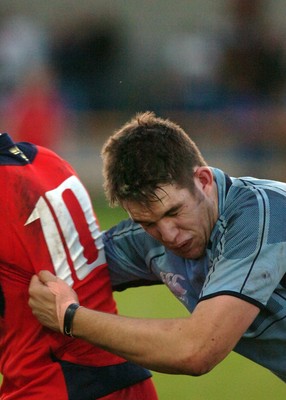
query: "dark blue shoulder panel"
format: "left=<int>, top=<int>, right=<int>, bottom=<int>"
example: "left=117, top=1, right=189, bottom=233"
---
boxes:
left=0, top=139, right=37, bottom=166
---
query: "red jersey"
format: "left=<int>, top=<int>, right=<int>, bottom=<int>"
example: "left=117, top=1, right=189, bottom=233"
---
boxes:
left=0, top=134, right=153, bottom=399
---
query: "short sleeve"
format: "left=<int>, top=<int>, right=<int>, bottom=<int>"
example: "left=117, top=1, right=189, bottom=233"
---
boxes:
left=103, top=219, right=162, bottom=290
left=200, top=185, right=286, bottom=307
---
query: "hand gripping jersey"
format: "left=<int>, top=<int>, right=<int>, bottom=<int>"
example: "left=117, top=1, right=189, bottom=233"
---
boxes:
left=0, top=134, right=152, bottom=399
left=104, top=168, right=286, bottom=382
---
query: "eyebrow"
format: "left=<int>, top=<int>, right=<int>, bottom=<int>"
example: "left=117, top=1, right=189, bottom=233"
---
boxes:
left=133, top=204, right=182, bottom=225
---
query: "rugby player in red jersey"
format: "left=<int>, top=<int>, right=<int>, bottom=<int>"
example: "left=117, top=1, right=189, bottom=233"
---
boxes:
left=0, top=133, right=158, bottom=400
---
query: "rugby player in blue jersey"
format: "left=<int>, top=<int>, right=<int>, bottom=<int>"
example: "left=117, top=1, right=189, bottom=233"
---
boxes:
left=29, top=111, right=286, bottom=383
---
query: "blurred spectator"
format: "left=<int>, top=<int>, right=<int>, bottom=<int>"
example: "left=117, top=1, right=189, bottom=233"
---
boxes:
left=162, top=0, right=286, bottom=111
left=1, top=67, right=70, bottom=151
left=163, top=29, right=222, bottom=110
left=218, top=0, right=286, bottom=107
left=0, top=14, right=48, bottom=100
left=51, top=14, right=126, bottom=112
left=0, top=13, right=69, bottom=150
left=214, top=0, right=286, bottom=174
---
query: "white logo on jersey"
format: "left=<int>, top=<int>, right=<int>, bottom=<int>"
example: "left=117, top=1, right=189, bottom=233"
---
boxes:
left=160, top=271, right=188, bottom=303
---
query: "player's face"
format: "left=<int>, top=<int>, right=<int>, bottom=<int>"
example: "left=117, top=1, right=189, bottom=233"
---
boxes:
left=123, top=167, right=218, bottom=259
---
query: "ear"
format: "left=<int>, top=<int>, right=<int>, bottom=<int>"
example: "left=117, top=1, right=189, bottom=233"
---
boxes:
left=194, top=167, right=214, bottom=192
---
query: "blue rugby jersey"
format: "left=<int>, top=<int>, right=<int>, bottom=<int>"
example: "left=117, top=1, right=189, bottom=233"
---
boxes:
left=103, top=168, right=286, bottom=382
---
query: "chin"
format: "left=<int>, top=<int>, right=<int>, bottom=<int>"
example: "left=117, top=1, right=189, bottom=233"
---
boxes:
left=178, top=247, right=205, bottom=260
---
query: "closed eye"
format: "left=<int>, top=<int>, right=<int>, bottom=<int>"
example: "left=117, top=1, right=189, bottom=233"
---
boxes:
left=141, top=221, right=155, bottom=228
left=165, top=206, right=181, bottom=217
left=167, top=211, right=179, bottom=217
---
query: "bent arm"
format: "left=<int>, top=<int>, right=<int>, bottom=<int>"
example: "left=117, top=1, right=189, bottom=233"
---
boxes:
left=29, top=271, right=259, bottom=375
left=72, top=295, right=259, bottom=375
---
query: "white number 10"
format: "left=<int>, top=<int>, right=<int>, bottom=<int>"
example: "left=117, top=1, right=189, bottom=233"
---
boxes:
left=25, top=175, right=106, bottom=286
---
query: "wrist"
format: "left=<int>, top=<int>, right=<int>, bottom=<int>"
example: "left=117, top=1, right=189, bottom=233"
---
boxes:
left=63, top=303, right=82, bottom=337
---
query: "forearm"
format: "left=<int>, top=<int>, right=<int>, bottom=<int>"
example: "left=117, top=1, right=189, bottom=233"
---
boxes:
left=72, top=307, right=209, bottom=375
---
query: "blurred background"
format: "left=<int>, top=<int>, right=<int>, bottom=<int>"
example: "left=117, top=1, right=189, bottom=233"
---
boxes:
left=1, top=0, right=286, bottom=191
left=1, top=0, right=286, bottom=398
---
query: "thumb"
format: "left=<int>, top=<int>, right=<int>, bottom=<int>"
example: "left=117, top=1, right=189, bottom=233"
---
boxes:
left=38, top=270, right=57, bottom=284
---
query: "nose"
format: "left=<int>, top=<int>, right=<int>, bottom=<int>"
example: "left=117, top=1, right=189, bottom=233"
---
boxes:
left=157, top=219, right=179, bottom=244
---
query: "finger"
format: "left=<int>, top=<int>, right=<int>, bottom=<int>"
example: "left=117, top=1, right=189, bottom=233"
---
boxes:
left=38, top=270, right=57, bottom=284
left=28, top=274, right=46, bottom=297
left=28, top=277, right=55, bottom=311
left=29, top=274, right=40, bottom=288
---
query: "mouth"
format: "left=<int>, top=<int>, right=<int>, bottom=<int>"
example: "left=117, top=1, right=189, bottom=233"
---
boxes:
left=172, top=239, right=193, bottom=252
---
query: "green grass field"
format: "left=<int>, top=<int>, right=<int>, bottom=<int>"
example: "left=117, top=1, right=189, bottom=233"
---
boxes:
left=95, top=197, right=286, bottom=400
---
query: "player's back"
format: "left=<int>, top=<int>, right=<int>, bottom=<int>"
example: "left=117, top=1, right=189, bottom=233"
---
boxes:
left=0, top=134, right=151, bottom=399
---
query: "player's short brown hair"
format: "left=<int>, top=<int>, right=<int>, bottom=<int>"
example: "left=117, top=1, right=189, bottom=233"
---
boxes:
left=102, top=111, right=207, bottom=206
